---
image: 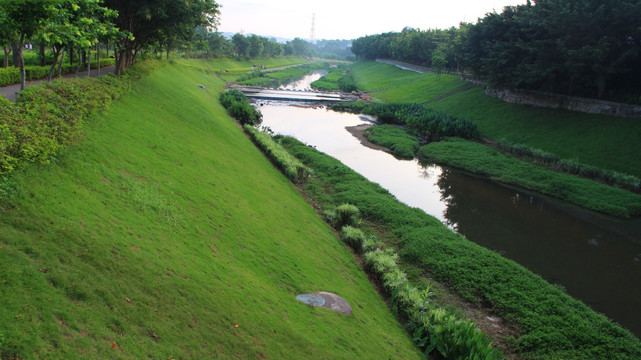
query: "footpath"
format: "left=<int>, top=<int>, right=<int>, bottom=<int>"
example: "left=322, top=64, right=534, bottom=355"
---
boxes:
left=0, top=65, right=116, bottom=102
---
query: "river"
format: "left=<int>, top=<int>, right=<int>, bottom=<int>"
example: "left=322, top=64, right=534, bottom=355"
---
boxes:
left=255, top=73, right=641, bottom=337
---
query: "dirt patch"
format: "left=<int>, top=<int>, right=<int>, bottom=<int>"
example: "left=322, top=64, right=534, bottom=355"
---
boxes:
left=345, top=124, right=391, bottom=153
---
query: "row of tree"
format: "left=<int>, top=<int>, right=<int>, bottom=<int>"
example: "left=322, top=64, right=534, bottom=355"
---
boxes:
left=1, top=0, right=220, bottom=89
left=351, top=0, right=641, bottom=101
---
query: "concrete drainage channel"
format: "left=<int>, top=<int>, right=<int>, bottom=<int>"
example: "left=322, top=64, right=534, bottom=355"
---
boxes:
left=296, top=292, right=352, bottom=315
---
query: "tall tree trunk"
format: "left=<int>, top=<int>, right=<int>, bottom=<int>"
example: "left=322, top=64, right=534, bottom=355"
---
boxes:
left=47, top=46, right=63, bottom=81
left=86, top=47, right=91, bottom=77
left=69, top=47, right=74, bottom=65
left=12, top=44, right=20, bottom=68
left=57, top=49, right=66, bottom=78
left=39, top=44, right=45, bottom=66
left=97, top=43, right=101, bottom=76
left=3, top=46, right=10, bottom=68
left=115, top=49, right=125, bottom=75
left=75, top=55, right=83, bottom=75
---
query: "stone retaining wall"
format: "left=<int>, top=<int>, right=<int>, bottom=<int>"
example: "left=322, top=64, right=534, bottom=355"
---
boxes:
left=486, top=88, right=641, bottom=118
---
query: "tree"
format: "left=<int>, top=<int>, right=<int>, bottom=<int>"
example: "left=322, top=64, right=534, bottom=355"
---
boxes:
left=232, top=33, right=249, bottom=58
left=103, top=0, right=220, bottom=74
left=0, top=0, right=60, bottom=90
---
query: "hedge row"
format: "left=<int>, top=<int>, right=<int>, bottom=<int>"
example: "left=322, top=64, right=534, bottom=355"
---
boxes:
left=0, top=59, right=116, bottom=87
left=325, top=203, right=501, bottom=359
left=243, top=125, right=310, bottom=183
left=0, top=60, right=160, bottom=179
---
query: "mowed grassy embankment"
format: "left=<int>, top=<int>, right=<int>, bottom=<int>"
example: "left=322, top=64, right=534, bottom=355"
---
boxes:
left=351, top=61, right=641, bottom=179
left=0, top=61, right=422, bottom=359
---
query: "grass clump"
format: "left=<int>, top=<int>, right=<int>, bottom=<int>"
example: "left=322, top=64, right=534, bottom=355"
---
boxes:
left=324, top=203, right=361, bottom=228
left=339, top=226, right=366, bottom=252
left=243, top=125, right=310, bottom=183
left=278, top=135, right=641, bottom=359
left=419, top=138, right=641, bottom=217
left=365, top=125, right=420, bottom=159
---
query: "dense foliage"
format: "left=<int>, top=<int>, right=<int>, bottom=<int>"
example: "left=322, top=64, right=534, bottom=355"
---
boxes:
left=279, top=135, right=641, bottom=359
left=332, top=102, right=479, bottom=141
left=351, top=0, right=641, bottom=102
left=219, top=90, right=262, bottom=125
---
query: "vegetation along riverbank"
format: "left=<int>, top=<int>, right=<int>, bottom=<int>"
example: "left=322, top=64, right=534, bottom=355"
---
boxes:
left=277, top=134, right=641, bottom=359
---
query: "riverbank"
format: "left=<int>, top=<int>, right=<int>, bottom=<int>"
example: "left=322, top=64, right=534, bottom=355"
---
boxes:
left=418, top=138, right=641, bottom=217
left=351, top=61, right=641, bottom=179
left=279, top=136, right=641, bottom=359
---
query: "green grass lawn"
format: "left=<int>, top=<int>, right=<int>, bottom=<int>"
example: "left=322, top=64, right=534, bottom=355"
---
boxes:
left=365, top=125, right=419, bottom=159
left=372, top=75, right=470, bottom=103
left=0, top=62, right=422, bottom=359
left=350, top=61, right=641, bottom=178
left=426, top=87, right=641, bottom=178
left=350, top=61, right=431, bottom=91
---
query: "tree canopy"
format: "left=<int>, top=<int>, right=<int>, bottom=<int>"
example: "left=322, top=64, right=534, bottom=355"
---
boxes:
left=351, top=0, right=641, bottom=102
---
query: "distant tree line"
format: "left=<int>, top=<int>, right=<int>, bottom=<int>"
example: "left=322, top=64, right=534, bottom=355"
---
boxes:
left=351, top=0, right=641, bottom=101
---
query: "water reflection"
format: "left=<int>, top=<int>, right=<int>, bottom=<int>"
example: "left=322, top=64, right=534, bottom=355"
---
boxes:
left=278, top=70, right=327, bottom=91
left=258, top=101, right=641, bottom=338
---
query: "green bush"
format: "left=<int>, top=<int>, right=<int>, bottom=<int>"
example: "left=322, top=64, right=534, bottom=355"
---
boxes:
left=340, top=225, right=365, bottom=252
left=0, top=67, right=20, bottom=86
left=324, top=203, right=361, bottom=228
left=219, top=90, right=262, bottom=125
left=337, top=74, right=357, bottom=92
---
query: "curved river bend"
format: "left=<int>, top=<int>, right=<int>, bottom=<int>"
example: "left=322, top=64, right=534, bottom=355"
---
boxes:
left=255, top=74, right=641, bottom=337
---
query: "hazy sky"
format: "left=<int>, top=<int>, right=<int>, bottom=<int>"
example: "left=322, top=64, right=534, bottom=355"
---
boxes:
left=218, top=0, right=527, bottom=40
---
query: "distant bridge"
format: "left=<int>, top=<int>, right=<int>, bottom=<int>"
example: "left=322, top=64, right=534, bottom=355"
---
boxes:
left=233, top=86, right=356, bottom=103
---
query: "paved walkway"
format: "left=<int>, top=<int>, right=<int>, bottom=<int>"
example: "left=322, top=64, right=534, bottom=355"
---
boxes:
left=0, top=65, right=116, bottom=102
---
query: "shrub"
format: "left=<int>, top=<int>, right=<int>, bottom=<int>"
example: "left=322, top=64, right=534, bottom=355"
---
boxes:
left=337, top=74, right=357, bottom=92
left=340, top=225, right=365, bottom=252
left=325, top=203, right=361, bottom=228
left=219, top=90, right=262, bottom=125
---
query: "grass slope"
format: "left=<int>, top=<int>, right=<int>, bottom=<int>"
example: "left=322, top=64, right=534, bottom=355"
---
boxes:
left=350, top=61, right=641, bottom=178
left=426, top=87, right=641, bottom=178
left=0, top=63, right=422, bottom=359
